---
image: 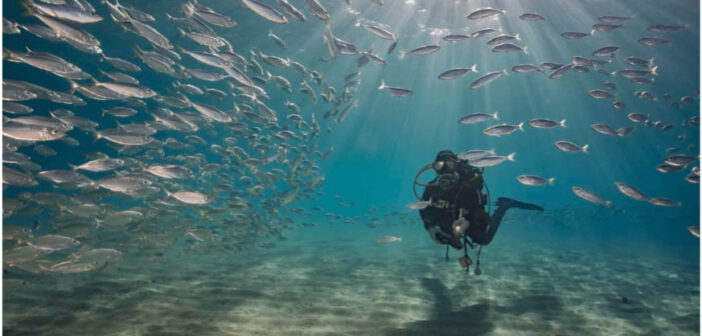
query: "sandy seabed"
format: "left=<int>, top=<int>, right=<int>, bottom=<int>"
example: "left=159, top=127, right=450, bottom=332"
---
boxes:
left=3, top=222, right=699, bottom=336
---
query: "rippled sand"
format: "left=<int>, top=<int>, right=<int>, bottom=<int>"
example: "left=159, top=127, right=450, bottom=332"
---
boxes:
left=4, top=223, right=699, bottom=336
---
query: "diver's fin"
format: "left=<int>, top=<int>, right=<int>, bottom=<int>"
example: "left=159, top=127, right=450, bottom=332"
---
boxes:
left=495, top=197, right=543, bottom=211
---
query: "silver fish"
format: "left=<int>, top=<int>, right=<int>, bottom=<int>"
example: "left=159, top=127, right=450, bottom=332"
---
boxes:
left=98, top=175, right=152, bottom=193
left=638, top=37, right=671, bottom=46
left=664, top=154, right=698, bottom=167
left=358, top=20, right=396, bottom=41
left=561, top=30, right=595, bottom=39
left=482, top=122, right=523, bottom=136
left=128, top=17, right=173, bottom=49
left=588, top=89, right=615, bottom=99
left=91, top=80, right=156, bottom=98
left=470, top=153, right=516, bottom=167
left=438, top=65, right=478, bottom=79
left=72, top=158, right=125, bottom=172
left=178, top=28, right=227, bottom=47
left=95, top=129, right=154, bottom=146
left=101, top=55, right=141, bottom=72
left=592, top=46, right=619, bottom=57
left=647, top=24, right=687, bottom=33
left=487, top=34, right=520, bottom=45
left=401, top=45, right=440, bottom=58
left=378, top=80, right=412, bottom=97
left=598, top=15, right=634, bottom=24
left=572, top=186, right=611, bottom=207
left=242, top=0, right=288, bottom=24
left=517, top=175, right=555, bottom=186
left=27, top=234, right=80, bottom=251
left=657, top=164, right=684, bottom=173
left=512, top=64, right=542, bottom=73
left=649, top=197, right=681, bottom=207
left=458, top=111, right=498, bottom=125
left=491, top=43, right=527, bottom=53
left=376, top=236, right=402, bottom=243
left=191, top=102, right=232, bottom=123
left=168, top=191, right=211, bottom=205
left=591, top=123, right=619, bottom=136
left=3, top=124, right=65, bottom=141
left=457, top=149, right=495, bottom=161
left=554, top=141, right=588, bottom=153
left=3, top=166, right=38, bottom=187
left=32, top=13, right=100, bottom=47
left=614, top=182, right=648, bottom=201
left=185, top=2, right=236, bottom=27
left=27, top=0, right=102, bottom=23
left=443, top=34, right=471, bottom=41
left=466, top=7, right=506, bottom=19
left=528, top=119, right=566, bottom=128
left=304, top=0, right=329, bottom=21
left=627, top=113, right=647, bottom=123
left=144, top=164, right=192, bottom=179
left=276, top=0, right=306, bottom=21
left=519, top=13, right=545, bottom=21
left=470, top=69, right=507, bottom=89
left=619, top=67, right=658, bottom=78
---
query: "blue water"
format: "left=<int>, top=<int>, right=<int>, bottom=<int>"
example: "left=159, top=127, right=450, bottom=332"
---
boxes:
left=2, top=0, right=700, bottom=334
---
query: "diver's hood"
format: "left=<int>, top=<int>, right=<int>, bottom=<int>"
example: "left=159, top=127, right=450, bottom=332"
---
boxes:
left=435, top=150, right=457, bottom=162
left=434, top=150, right=459, bottom=174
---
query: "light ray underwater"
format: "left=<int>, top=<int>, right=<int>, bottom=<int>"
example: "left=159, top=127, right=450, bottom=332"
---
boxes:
left=1, top=0, right=700, bottom=335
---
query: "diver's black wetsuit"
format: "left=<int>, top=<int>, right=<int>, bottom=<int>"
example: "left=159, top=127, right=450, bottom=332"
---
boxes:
left=419, top=159, right=505, bottom=246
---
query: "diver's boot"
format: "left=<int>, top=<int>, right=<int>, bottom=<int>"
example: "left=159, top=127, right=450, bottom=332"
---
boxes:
left=495, top=197, right=544, bottom=211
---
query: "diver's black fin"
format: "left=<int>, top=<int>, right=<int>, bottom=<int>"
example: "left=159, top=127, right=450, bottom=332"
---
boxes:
left=495, top=197, right=543, bottom=211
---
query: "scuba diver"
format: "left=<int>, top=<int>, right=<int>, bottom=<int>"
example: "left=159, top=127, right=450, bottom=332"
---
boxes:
left=413, top=150, right=543, bottom=274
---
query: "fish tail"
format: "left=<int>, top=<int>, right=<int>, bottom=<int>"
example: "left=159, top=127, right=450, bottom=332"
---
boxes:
left=470, top=64, right=478, bottom=72
left=68, top=163, right=78, bottom=171
left=589, top=29, right=596, bottom=35
left=650, top=65, right=658, bottom=76
left=132, top=45, right=142, bottom=59
left=378, top=80, right=386, bottom=90
left=560, top=119, right=567, bottom=127
left=548, top=177, right=555, bottom=185
left=2, top=48, right=14, bottom=61
left=514, top=33, right=520, bottom=41
left=523, top=46, right=528, bottom=55
left=518, top=122, right=524, bottom=131
left=605, top=201, right=612, bottom=207
left=19, top=1, right=34, bottom=17
left=582, top=144, right=589, bottom=154
left=91, top=130, right=102, bottom=143
left=66, top=79, right=79, bottom=94
left=507, top=152, right=516, bottom=162
left=493, top=111, right=499, bottom=120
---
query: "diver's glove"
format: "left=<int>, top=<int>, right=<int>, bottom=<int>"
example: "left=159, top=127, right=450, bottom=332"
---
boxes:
left=452, top=217, right=470, bottom=238
left=428, top=226, right=463, bottom=250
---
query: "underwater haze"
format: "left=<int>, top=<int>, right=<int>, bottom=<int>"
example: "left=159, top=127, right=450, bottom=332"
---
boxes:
left=2, top=0, right=700, bottom=334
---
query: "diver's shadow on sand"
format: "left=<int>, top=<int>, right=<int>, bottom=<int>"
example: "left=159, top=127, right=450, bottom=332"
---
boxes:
left=382, top=278, right=494, bottom=336
left=383, top=277, right=572, bottom=336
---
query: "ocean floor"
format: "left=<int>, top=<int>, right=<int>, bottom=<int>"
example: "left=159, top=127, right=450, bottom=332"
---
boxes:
left=3, top=223, right=700, bottom=336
